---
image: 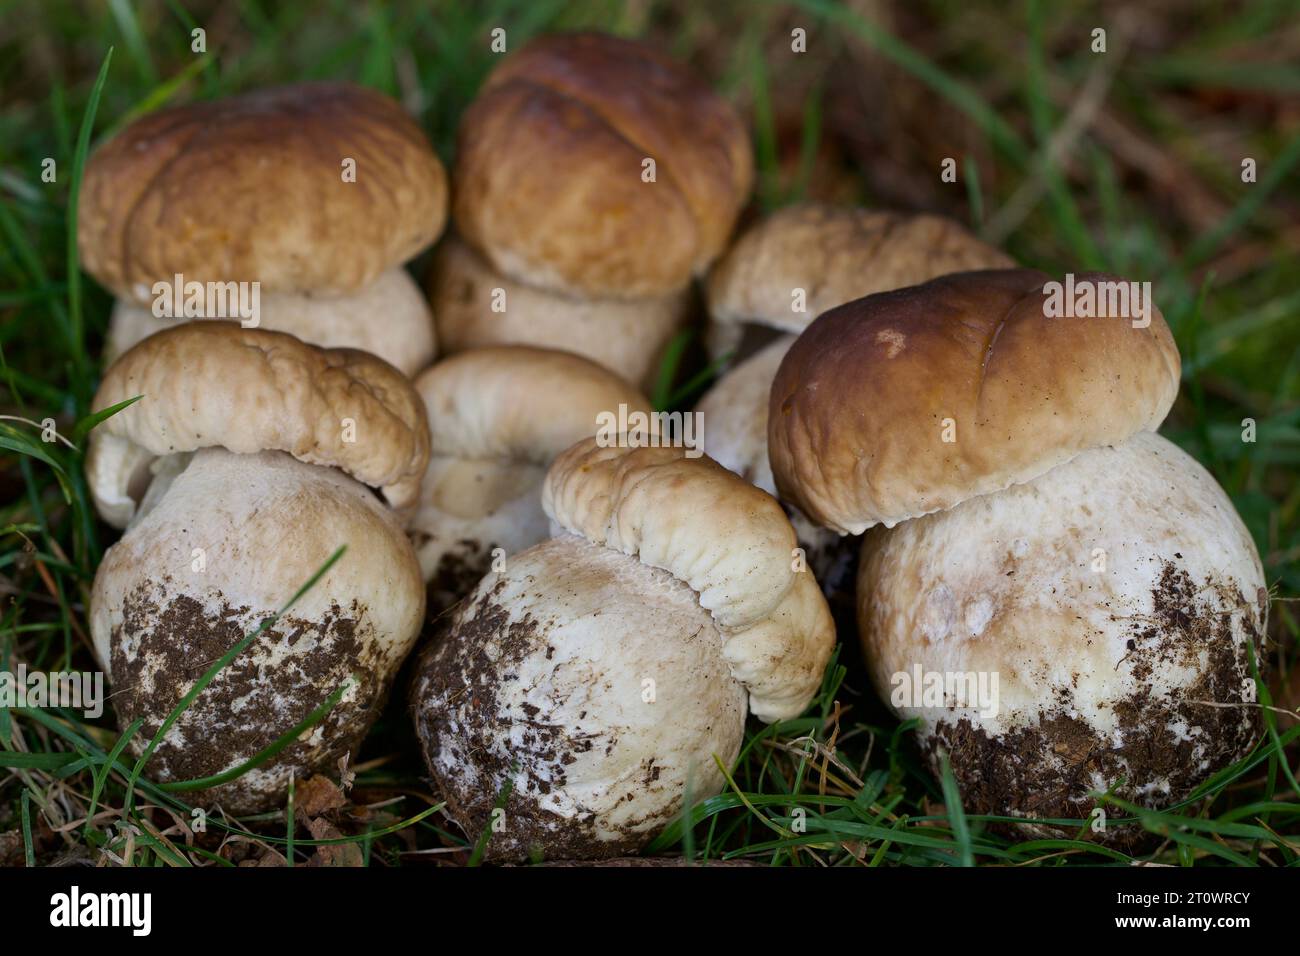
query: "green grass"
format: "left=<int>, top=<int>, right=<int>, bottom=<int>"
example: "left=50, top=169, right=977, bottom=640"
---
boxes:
left=1, top=0, right=1298, bottom=866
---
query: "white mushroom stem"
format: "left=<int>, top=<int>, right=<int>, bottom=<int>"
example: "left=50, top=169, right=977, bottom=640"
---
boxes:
left=860, top=431, right=1266, bottom=823
left=106, top=268, right=436, bottom=377
left=91, top=448, right=425, bottom=813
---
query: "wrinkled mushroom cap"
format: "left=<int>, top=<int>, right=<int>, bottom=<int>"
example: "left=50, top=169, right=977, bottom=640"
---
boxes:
left=453, top=31, right=753, bottom=299
left=411, top=346, right=654, bottom=587
left=79, top=82, right=448, bottom=302
left=859, top=432, right=1266, bottom=833
left=706, top=203, right=1014, bottom=362
left=91, top=447, right=425, bottom=812
left=86, top=322, right=430, bottom=527
left=105, top=267, right=436, bottom=376
left=427, top=236, right=688, bottom=388
left=543, top=438, right=835, bottom=721
left=770, top=269, right=1181, bottom=534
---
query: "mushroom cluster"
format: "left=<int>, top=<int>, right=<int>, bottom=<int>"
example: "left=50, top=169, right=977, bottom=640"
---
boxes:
left=78, top=82, right=448, bottom=376
left=769, top=269, right=1267, bottom=840
left=428, top=31, right=754, bottom=388
left=86, top=323, right=429, bottom=811
left=411, top=438, right=834, bottom=860
left=68, top=23, right=1269, bottom=862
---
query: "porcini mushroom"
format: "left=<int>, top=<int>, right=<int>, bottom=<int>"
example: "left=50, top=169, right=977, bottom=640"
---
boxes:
left=427, top=238, right=691, bottom=390
left=704, top=203, right=1016, bottom=367
left=697, top=204, right=1013, bottom=597
left=87, top=322, right=430, bottom=812
left=430, top=31, right=753, bottom=386
left=410, top=345, right=656, bottom=609
left=769, top=268, right=1266, bottom=841
left=79, top=82, right=448, bottom=376
left=411, top=438, right=835, bottom=860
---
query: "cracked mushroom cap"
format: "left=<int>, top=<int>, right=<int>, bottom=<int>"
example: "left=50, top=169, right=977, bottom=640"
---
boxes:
left=426, top=236, right=689, bottom=388
left=105, top=267, right=436, bottom=376
left=91, top=447, right=425, bottom=813
left=411, top=346, right=654, bottom=598
left=78, top=82, right=448, bottom=302
left=412, top=439, right=834, bottom=859
left=86, top=322, right=430, bottom=528
left=705, top=203, right=1014, bottom=363
left=453, top=31, right=753, bottom=299
left=859, top=431, right=1267, bottom=841
left=769, top=269, right=1181, bottom=534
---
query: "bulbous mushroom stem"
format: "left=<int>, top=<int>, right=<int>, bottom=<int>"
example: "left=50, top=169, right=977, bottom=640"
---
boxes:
left=90, top=448, right=425, bottom=813
left=412, top=534, right=747, bottom=861
left=858, top=432, right=1267, bottom=843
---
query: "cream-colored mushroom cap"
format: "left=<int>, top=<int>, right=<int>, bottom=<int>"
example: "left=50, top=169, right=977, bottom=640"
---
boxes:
left=86, top=322, right=430, bottom=527
left=427, top=236, right=688, bottom=389
left=543, top=438, right=835, bottom=721
left=706, top=203, right=1014, bottom=362
left=411, top=346, right=654, bottom=588
left=91, top=447, right=425, bottom=812
left=770, top=269, right=1181, bottom=534
left=859, top=431, right=1266, bottom=833
left=105, top=267, right=436, bottom=376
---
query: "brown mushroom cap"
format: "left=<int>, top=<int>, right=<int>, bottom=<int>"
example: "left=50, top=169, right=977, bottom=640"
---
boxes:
left=705, top=203, right=1015, bottom=361
left=86, top=322, right=430, bottom=526
left=769, top=269, right=1181, bottom=534
left=453, top=32, right=753, bottom=299
left=78, top=83, right=448, bottom=302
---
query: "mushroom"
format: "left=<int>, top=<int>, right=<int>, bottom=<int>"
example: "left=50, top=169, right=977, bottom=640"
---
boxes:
left=411, top=438, right=835, bottom=860
left=697, top=204, right=1013, bottom=603
left=87, top=322, right=430, bottom=812
left=769, top=269, right=1267, bottom=841
left=78, top=82, right=448, bottom=376
left=430, top=31, right=753, bottom=387
left=410, top=345, right=656, bottom=609
left=704, top=203, right=1016, bottom=367
left=428, top=237, right=691, bottom=391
